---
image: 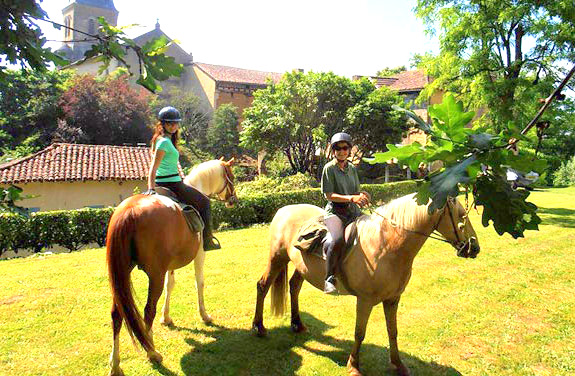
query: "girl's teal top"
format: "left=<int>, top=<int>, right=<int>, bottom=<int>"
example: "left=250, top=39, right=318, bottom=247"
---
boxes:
left=154, top=137, right=181, bottom=183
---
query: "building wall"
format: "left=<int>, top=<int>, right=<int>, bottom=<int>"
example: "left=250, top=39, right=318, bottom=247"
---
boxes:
left=215, top=90, right=254, bottom=122
left=189, top=66, right=216, bottom=111
left=2, top=180, right=147, bottom=212
left=61, top=3, right=118, bottom=54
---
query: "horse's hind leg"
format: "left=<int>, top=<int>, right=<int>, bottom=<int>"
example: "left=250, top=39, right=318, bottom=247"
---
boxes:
left=143, top=271, right=166, bottom=363
left=194, top=248, right=212, bottom=324
left=108, top=303, right=124, bottom=376
left=289, top=270, right=306, bottom=333
left=160, top=270, right=175, bottom=326
left=383, top=298, right=410, bottom=376
left=347, top=297, right=374, bottom=376
left=252, top=255, right=288, bottom=337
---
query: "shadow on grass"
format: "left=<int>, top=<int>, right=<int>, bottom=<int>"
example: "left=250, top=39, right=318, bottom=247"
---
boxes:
left=537, top=206, right=575, bottom=228
left=171, top=313, right=460, bottom=376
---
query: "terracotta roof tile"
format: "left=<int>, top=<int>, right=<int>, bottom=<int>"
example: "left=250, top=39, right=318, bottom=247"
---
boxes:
left=194, top=62, right=283, bottom=86
left=355, top=70, right=429, bottom=92
left=0, top=143, right=153, bottom=184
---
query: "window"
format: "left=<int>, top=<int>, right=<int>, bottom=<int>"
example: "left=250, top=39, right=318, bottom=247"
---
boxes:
left=64, top=16, right=72, bottom=38
left=87, top=18, right=96, bottom=35
left=86, top=205, right=104, bottom=209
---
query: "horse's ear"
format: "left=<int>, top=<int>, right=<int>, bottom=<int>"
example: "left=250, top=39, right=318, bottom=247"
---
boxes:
left=226, top=157, right=235, bottom=166
left=219, top=156, right=225, bottom=161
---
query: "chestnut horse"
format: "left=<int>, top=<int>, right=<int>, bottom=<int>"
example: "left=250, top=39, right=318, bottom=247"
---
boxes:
left=252, top=194, right=480, bottom=376
left=107, top=158, right=236, bottom=376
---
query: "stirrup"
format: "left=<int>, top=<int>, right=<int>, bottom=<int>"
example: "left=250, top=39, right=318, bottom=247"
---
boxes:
left=204, top=236, right=221, bottom=251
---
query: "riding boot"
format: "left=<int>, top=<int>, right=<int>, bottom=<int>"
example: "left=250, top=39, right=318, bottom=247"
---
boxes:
left=324, top=248, right=339, bottom=295
left=202, top=221, right=221, bottom=251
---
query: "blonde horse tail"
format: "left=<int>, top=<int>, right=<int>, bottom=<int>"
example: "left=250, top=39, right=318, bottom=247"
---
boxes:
left=270, top=264, right=288, bottom=316
left=106, top=207, right=154, bottom=352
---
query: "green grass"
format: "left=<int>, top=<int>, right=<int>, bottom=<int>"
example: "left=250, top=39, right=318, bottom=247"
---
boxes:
left=1, top=187, right=574, bottom=376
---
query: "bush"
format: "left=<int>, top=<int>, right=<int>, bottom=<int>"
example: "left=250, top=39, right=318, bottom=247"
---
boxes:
left=0, top=181, right=417, bottom=255
left=236, top=173, right=319, bottom=195
left=553, top=156, right=575, bottom=186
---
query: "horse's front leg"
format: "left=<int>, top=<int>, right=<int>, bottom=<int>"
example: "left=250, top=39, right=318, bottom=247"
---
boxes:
left=347, top=297, right=374, bottom=376
left=194, top=248, right=212, bottom=324
left=383, top=297, right=410, bottom=376
left=160, top=270, right=175, bottom=326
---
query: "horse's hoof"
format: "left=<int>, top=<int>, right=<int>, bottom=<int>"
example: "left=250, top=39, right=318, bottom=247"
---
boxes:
left=201, top=314, right=213, bottom=324
left=147, top=350, right=163, bottom=364
left=108, top=368, right=125, bottom=376
left=252, top=322, right=267, bottom=337
left=160, top=317, right=174, bottom=326
left=346, top=359, right=362, bottom=376
left=290, top=320, right=307, bottom=333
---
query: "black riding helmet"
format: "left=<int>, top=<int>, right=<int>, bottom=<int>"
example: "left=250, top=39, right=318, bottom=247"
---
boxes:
left=330, top=132, right=352, bottom=149
left=158, top=106, right=182, bottom=122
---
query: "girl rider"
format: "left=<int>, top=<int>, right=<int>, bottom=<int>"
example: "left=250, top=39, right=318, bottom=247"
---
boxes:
left=146, top=106, right=221, bottom=251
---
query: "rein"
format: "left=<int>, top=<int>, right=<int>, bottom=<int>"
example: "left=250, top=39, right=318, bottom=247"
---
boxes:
left=369, top=202, right=454, bottom=245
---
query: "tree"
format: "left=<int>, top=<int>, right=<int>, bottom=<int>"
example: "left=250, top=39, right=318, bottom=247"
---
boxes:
left=0, top=0, right=183, bottom=92
left=376, top=66, right=406, bottom=77
left=0, top=69, right=72, bottom=152
left=241, top=71, right=406, bottom=174
left=206, top=104, right=241, bottom=159
left=57, top=74, right=152, bottom=145
left=415, top=0, right=575, bottom=130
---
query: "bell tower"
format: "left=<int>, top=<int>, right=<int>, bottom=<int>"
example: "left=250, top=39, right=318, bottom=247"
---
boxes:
left=57, top=0, right=119, bottom=62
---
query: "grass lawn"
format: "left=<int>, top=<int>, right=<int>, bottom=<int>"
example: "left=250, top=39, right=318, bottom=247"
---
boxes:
left=1, top=187, right=574, bottom=376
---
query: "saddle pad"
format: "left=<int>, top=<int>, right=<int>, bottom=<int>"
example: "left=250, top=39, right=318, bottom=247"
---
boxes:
left=293, top=216, right=327, bottom=259
left=153, top=187, right=205, bottom=233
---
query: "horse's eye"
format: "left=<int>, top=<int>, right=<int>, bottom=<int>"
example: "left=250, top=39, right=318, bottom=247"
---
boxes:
left=458, top=222, right=465, bottom=230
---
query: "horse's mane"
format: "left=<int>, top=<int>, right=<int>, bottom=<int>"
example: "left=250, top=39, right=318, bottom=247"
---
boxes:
left=184, top=160, right=222, bottom=186
left=362, top=193, right=435, bottom=234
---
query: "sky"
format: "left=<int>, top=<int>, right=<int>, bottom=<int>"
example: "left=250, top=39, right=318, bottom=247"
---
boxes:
left=39, top=0, right=439, bottom=78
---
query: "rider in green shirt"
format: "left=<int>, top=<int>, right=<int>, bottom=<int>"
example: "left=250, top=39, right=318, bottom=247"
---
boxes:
left=321, top=132, right=370, bottom=294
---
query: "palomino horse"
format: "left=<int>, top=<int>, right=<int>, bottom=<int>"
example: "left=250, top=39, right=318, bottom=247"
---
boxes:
left=252, top=194, right=480, bottom=376
left=107, top=158, right=236, bottom=376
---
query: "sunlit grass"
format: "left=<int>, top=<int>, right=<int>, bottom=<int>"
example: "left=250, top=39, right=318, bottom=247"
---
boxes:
left=1, top=187, right=574, bottom=375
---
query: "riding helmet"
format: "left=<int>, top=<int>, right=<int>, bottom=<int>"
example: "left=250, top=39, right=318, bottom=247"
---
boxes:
left=158, top=106, right=182, bottom=122
left=330, top=132, right=353, bottom=148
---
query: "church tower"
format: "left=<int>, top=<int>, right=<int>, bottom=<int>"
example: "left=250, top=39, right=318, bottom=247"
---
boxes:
left=56, top=0, right=119, bottom=62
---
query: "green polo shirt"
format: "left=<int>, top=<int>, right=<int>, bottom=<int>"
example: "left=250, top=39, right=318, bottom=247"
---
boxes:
left=321, top=159, right=361, bottom=218
left=154, top=137, right=181, bottom=183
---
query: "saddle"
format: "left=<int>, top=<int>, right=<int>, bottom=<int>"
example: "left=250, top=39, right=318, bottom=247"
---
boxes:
left=153, top=187, right=205, bottom=233
left=293, top=216, right=358, bottom=261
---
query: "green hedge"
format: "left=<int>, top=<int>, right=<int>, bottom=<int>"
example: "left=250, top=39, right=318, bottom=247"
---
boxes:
left=0, top=181, right=417, bottom=255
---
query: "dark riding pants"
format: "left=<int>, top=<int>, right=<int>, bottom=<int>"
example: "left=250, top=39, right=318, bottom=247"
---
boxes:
left=156, top=181, right=214, bottom=240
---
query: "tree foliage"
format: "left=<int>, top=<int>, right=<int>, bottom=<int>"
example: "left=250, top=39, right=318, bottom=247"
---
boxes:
left=376, top=66, right=407, bottom=77
left=241, top=71, right=407, bottom=174
left=57, top=74, right=152, bottom=145
left=367, top=94, right=545, bottom=238
left=0, top=69, right=72, bottom=151
left=415, top=0, right=575, bottom=131
left=206, top=103, right=241, bottom=159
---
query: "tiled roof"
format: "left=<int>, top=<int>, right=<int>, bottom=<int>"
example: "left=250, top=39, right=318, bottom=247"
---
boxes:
left=0, top=143, right=152, bottom=184
left=355, top=70, right=429, bottom=92
left=387, top=70, right=429, bottom=92
left=194, top=63, right=283, bottom=86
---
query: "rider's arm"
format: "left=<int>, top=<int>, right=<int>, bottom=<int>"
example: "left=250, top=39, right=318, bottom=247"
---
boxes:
left=148, top=149, right=166, bottom=190
left=325, top=192, right=366, bottom=206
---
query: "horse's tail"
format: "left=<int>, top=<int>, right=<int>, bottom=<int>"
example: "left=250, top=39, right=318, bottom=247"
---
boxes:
left=270, top=264, right=288, bottom=316
left=106, top=206, right=154, bottom=352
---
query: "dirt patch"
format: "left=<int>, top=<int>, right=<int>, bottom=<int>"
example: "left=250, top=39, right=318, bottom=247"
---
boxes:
left=0, top=295, right=24, bottom=305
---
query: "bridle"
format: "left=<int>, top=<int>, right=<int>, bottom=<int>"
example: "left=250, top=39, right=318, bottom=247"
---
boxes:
left=210, top=164, right=237, bottom=203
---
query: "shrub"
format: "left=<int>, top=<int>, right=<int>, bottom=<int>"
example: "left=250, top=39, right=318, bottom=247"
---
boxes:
left=0, top=181, right=417, bottom=254
left=236, top=173, right=319, bottom=195
left=553, top=156, right=575, bottom=186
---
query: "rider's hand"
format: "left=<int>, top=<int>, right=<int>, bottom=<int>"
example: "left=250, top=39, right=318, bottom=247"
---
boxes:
left=143, top=189, right=156, bottom=195
left=351, top=194, right=368, bottom=208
